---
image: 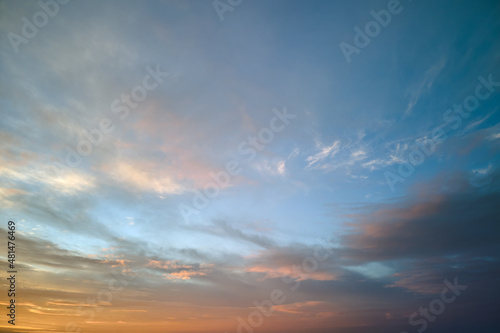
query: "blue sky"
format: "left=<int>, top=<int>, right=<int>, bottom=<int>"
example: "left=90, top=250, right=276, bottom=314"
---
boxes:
left=1, top=0, right=499, bottom=332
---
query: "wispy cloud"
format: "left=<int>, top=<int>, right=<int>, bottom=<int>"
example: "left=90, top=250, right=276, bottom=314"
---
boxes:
left=404, top=54, right=448, bottom=116
left=305, top=140, right=341, bottom=170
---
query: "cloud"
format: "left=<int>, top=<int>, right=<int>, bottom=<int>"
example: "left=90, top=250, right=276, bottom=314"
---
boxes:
left=335, top=170, right=500, bottom=296
left=274, top=301, right=336, bottom=317
left=244, top=245, right=340, bottom=281
left=305, top=140, right=341, bottom=169
left=103, top=159, right=185, bottom=195
left=146, top=259, right=210, bottom=280
left=340, top=173, right=500, bottom=263
left=404, top=54, right=447, bottom=116
left=0, top=161, right=96, bottom=196
left=253, top=158, right=286, bottom=177
left=0, top=132, right=96, bottom=196
left=190, top=219, right=277, bottom=249
left=463, top=111, right=495, bottom=134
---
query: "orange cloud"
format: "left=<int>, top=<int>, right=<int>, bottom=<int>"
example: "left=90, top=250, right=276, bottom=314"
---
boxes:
left=146, top=259, right=210, bottom=280
left=163, top=271, right=206, bottom=280
left=246, top=264, right=338, bottom=281
left=100, top=259, right=130, bottom=267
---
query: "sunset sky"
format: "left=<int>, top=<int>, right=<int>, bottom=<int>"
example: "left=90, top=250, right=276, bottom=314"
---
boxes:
left=1, top=0, right=500, bottom=332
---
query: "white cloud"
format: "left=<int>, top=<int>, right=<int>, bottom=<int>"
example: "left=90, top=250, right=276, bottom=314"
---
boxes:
left=287, top=147, right=300, bottom=160
left=277, top=160, right=286, bottom=176
left=473, top=163, right=492, bottom=175
left=404, top=55, right=447, bottom=116
left=489, top=132, right=500, bottom=140
left=305, top=140, right=341, bottom=169
left=253, top=159, right=286, bottom=177
left=0, top=162, right=95, bottom=196
left=463, top=111, right=494, bottom=134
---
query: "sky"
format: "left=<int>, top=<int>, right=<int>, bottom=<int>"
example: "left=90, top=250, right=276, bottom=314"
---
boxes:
left=0, top=0, right=500, bottom=332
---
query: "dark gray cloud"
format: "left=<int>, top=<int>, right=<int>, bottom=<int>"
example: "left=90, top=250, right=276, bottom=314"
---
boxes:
left=339, top=170, right=500, bottom=264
